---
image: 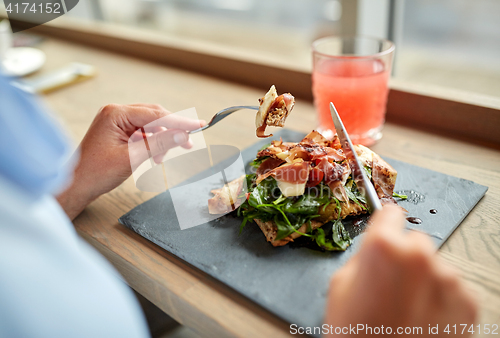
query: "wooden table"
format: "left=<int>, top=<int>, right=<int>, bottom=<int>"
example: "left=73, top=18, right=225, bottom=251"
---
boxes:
left=37, top=37, right=500, bottom=337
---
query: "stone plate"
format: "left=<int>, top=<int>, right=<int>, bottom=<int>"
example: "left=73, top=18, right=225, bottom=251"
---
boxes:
left=119, top=129, right=488, bottom=331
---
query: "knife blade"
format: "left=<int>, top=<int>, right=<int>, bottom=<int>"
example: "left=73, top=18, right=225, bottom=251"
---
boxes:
left=329, top=102, right=382, bottom=212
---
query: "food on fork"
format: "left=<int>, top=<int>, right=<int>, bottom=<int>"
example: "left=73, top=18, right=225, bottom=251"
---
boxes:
left=208, top=130, right=399, bottom=251
left=255, top=85, right=295, bottom=138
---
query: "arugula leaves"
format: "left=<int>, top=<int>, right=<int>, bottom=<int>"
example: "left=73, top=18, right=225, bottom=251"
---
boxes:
left=245, top=173, right=256, bottom=189
left=393, top=192, right=408, bottom=199
left=248, top=176, right=276, bottom=207
left=309, top=198, right=351, bottom=251
left=344, top=179, right=367, bottom=210
left=237, top=174, right=353, bottom=250
left=312, top=219, right=352, bottom=251
left=283, top=194, right=327, bottom=214
left=243, top=177, right=326, bottom=240
left=249, top=156, right=269, bottom=169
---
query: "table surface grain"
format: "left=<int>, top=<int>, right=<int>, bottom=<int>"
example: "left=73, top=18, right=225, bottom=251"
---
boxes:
left=36, top=37, right=500, bottom=337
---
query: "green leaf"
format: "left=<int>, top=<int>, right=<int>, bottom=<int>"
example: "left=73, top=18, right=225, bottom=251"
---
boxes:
left=313, top=228, right=339, bottom=251
left=333, top=197, right=341, bottom=219
left=239, top=217, right=249, bottom=234
left=274, top=211, right=312, bottom=240
left=311, top=219, right=352, bottom=251
left=283, top=194, right=322, bottom=215
left=393, top=192, right=408, bottom=199
left=245, top=173, right=256, bottom=189
left=248, top=178, right=279, bottom=213
left=236, top=177, right=352, bottom=248
left=345, top=179, right=367, bottom=209
left=331, top=219, right=352, bottom=250
left=273, top=194, right=287, bottom=205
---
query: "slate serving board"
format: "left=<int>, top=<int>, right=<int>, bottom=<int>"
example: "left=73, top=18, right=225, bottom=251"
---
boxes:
left=119, top=129, right=487, bottom=331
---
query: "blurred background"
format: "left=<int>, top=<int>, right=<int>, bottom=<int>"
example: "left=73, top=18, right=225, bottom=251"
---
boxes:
left=52, top=0, right=500, bottom=98
left=1, top=0, right=499, bottom=97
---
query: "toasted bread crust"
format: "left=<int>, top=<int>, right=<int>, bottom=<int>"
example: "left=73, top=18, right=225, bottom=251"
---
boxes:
left=254, top=219, right=325, bottom=247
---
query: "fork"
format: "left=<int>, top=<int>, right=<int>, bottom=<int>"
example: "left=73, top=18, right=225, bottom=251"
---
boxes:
left=189, top=105, right=259, bottom=134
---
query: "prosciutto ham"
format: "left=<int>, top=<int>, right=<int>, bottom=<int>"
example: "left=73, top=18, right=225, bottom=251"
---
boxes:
left=255, top=85, right=295, bottom=138
left=253, top=131, right=357, bottom=198
left=372, top=154, right=398, bottom=203
left=256, top=157, right=285, bottom=176
left=208, top=175, right=246, bottom=214
left=257, top=131, right=345, bottom=165
left=316, top=158, right=349, bottom=201
left=251, top=131, right=399, bottom=205
left=354, top=144, right=398, bottom=206
left=285, top=144, right=345, bottom=163
left=256, top=161, right=310, bottom=197
left=272, top=161, right=310, bottom=197
left=316, top=158, right=344, bottom=184
left=300, top=130, right=330, bottom=146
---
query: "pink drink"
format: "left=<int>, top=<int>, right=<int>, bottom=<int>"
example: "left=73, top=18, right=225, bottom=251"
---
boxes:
left=312, top=37, right=394, bottom=146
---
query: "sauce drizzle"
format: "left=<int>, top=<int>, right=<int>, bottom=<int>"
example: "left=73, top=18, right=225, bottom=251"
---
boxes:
left=406, top=217, right=422, bottom=224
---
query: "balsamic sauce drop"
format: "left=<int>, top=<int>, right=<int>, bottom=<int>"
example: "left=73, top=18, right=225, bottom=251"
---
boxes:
left=430, top=209, right=438, bottom=214
left=406, top=217, right=422, bottom=225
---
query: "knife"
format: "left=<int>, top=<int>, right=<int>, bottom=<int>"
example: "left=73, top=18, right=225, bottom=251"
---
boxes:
left=329, top=102, right=382, bottom=213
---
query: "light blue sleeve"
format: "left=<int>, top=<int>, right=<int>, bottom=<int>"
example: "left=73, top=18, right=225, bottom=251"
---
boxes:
left=0, top=73, right=73, bottom=198
left=0, top=179, right=150, bottom=338
left=0, top=73, right=150, bottom=337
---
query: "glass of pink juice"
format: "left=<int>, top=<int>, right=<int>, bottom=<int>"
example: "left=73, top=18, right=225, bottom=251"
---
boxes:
left=312, top=37, right=395, bottom=146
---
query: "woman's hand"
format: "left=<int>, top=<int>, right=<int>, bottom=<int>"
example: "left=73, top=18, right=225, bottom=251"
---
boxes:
left=57, top=103, right=205, bottom=220
left=325, top=205, right=478, bottom=337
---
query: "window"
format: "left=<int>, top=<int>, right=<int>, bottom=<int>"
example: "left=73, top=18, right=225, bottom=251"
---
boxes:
left=3, top=0, right=499, bottom=98
left=396, top=0, right=500, bottom=98
left=66, top=0, right=344, bottom=69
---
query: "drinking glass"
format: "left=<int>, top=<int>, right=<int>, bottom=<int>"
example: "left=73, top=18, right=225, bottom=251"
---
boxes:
left=312, top=36, right=395, bottom=146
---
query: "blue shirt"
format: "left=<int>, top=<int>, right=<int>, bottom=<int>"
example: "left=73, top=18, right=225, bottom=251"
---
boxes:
left=0, top=74, right=149, bottom=337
